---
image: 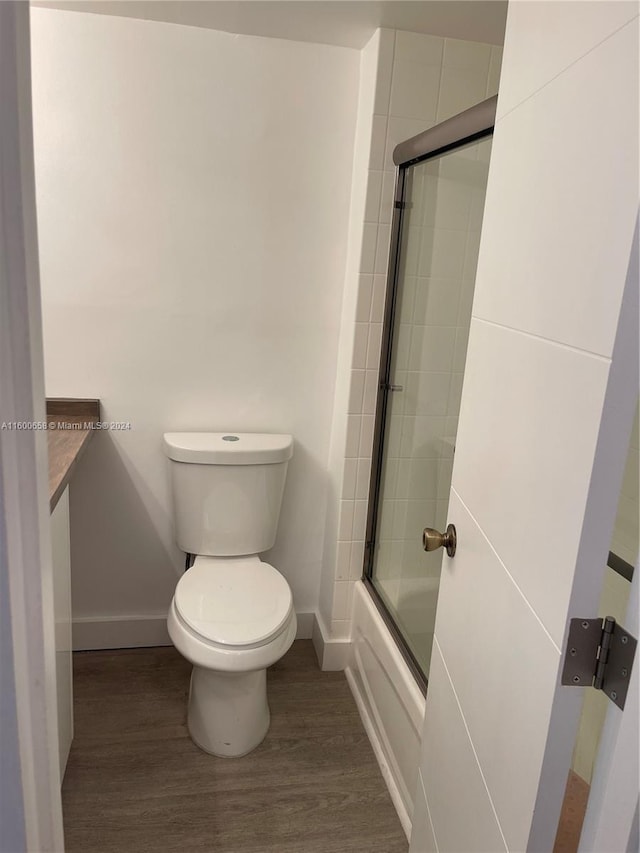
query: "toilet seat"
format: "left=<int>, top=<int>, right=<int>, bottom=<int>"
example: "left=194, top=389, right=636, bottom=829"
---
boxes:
left=174, top=555, right=293, bottom=648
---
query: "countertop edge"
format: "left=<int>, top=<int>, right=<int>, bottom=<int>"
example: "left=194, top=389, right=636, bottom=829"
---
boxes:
left=47, top=399, right=100, bottom=512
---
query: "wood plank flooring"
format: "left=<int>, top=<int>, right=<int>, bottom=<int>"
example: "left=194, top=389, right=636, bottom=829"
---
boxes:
left=62, top=641, right=408, bottom=853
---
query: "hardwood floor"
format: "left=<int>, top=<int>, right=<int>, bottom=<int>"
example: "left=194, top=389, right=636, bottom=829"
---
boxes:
left=62, top=642, right=408, bottom=853
left=553, top=770, right=590, bottom=853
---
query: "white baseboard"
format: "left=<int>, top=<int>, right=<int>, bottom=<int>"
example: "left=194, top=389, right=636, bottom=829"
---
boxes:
left=345, top=665, right=412, bottom=840
left=73, top=610, right=316, bottom=651
left=311, top=611, right=351, bottom=670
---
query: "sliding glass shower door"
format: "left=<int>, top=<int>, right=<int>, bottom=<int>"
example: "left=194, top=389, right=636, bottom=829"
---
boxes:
left=365, top=132, right=493, bottom=686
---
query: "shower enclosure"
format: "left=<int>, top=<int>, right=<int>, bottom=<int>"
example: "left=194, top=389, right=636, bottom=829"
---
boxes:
left=364, top=96, right=497, bottom=690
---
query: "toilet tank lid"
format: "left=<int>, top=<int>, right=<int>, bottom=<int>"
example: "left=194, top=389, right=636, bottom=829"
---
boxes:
left=163, top=432, right=293, bottom=465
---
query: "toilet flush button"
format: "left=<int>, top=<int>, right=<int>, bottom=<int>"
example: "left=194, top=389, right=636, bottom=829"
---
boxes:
left=222, top=435, right=239, bottom=441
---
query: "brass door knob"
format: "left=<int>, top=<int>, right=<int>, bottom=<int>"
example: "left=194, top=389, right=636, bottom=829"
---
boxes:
left=422, top=524, right=457, bottom=557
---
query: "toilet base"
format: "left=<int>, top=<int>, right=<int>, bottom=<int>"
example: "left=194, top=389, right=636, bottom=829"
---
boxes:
left=187, top=665, right=270, bottom=757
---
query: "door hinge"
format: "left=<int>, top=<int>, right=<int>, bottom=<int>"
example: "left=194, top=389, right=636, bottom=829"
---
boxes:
left=561, top=616, right=637, bottom=710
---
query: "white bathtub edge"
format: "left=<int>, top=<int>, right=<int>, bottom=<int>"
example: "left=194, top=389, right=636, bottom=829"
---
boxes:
left=345, top=664, right=412, bottom=840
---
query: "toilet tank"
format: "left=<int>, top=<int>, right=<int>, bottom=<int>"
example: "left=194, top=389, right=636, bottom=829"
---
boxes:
left=163, top=432, right=293, bottom=556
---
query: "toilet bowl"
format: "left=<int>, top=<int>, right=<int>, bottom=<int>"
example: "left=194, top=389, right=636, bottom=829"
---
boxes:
left=163, top=432, right=295, bottom=758
left=167, top=555, right=296, bottom=756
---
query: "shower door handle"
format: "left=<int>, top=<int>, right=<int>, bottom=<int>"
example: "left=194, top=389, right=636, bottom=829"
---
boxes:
left=423, top=524, right=457, bottom=557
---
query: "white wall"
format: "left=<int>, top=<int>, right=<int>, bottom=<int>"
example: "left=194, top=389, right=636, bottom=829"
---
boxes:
left=31, top=8, right=359, bottom=638
left=409, top=2, right=639, bottom=851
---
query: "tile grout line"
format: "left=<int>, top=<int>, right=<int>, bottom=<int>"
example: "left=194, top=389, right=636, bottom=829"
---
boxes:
left=451, top=485, right=562, bottom=654
left=495, top=12, right=640, bottom=126
left=433, top=635, right=510, bottom=852
left=472, top=315, right=613, bottom=365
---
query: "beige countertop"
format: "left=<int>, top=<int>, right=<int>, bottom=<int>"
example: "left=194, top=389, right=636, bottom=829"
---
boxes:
left=47, top=398, right=100, bottom=511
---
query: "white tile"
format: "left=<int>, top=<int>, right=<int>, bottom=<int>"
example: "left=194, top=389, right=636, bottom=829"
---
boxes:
left=457, top=275, right=475, bottom=326
left=382, top=456, right=399, bottom=497
left=360, top=222, right=377, bottom=274
left=352, top=499, right=369, bottom=541
left=435, top=491, right=561, bottom=852
left=370, top=274, right=387, bottom=322
left=386, top=413, right=403, bottom=457
left=394, top=323, right=412, bottom=372
left=497, top=1, right=639, bottom=119
left=400, top=415, right=447, bottom=459
left=462, top=228, right=482, bottom=284
left=335, top=540, right=352, bottom=580
left=395, top=31, right=444, bottom=66
left=389, top=60, right=440, bottom=121
left=355, top=274, right=373, bottom=322
left=374, top=28, right=395, bottom=114
left=421, top=171, right=472, bottom=232
left=419, top=643, right=507, bottom=853
left=475, top=22, right=639, bottom=356
left=362, top=368, right=378, bottom=415
left=374, top=224, right=391, bottom=274
left=341, top=457, right=357, bottom=500
left=348, top=369, right=365, bottom=413
left=452, top=320, right=610, bottom=645
left=385, top=116, right=432, bottom=171
left=366, top=323, right=383, bottom=370
left=417, top=228, right=467, bottom=280
left=396, top=458, right=411, bottom=497
left=402, top=224, right=422, bottom=277
left=443, top=38, right=492, bottom=75
left=369, top=114, right=387, bottom=170
left=355, top=457, right=372, bottom=501
left=331, top=580, right=351, bottom=621
left=413, top=277, right=461, bottom=327
left=437, top=66, right=488, bottom=123
left=392, top=499, right=409, bottom=539
left=408, top=325, right=457, bottom=373
left=446, top=372, right=464, bottom=417
left=345, top=415, right=361, bottom=458
left=338, top=500, right=354, bottom=541
left=436, top=458, right=453, bottom=499
left=469, top=182, right=490, bottom=231
left=453, top=326, right=470, bottom=372
left=349, top=540, right=366, bottom=580
left=365, top=170, right=383, bottom=223
left=409, top=772, right=438, bottom=853
left=378, top=498, right=395, bottom=540
left=352, top=323, right=369, bottom=370
left=405, top=371, right=451, bottom=417
left=379, top=171, right=396, bottom=225
left=397, top=275, right=417, bottom=325
left=359, top=414, right=375, bottom=457
left=408, top=459, right=439, bottom=501
left=486, top=45, right=503, bottom=97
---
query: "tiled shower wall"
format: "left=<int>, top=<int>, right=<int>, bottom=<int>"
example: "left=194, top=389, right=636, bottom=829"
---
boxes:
left=374, top=140, right=493, bottom=655
left=320, top=29, right=503, bottom=641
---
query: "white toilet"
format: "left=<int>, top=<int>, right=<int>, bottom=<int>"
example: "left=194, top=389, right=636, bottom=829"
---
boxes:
left=163, top=431, right=296, bottom=758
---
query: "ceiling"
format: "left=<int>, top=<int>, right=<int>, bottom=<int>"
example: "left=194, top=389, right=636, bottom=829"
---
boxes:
left=31, top=1, right=508, bottom=48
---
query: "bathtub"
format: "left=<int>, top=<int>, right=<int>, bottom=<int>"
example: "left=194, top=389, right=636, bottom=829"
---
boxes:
left=345, top=580, right=429, bottom=839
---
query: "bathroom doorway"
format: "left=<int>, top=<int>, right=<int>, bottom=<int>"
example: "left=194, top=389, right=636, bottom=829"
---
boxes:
left=364, top=98, right=495, bottom=689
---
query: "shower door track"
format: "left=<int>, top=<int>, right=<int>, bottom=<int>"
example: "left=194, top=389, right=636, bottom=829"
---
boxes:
left=362, top=96, right=498, bottom=694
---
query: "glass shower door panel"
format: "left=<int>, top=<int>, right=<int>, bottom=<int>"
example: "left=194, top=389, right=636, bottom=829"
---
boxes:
left=372, top=137, right=492, bottom=678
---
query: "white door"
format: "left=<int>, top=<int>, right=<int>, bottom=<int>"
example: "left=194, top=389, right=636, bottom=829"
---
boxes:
left=579, top=560, right=638, bottom=852
left=409, top=3, right=639, bottom=851
left=0, top=3, right=64, bottom=850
